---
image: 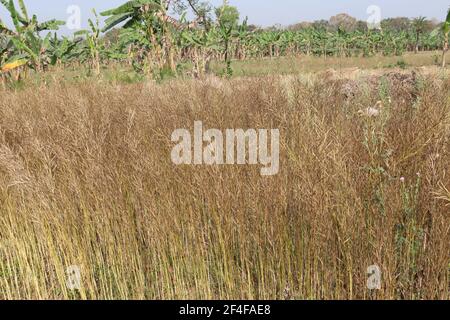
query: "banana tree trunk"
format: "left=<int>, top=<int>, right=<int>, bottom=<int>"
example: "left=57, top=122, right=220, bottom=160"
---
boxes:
left=415, top=32, right=419, bottom=54
left=0, top=74, right=5, bottom=90
left=95, top=51, right=100, bottom=75
left=442, top=33, right=448, bottom=68
left=92, top=49, right=100, bottom=76
left=164, top=33, right=177, bottom=74
left=224, top=39, right=229, bottom=63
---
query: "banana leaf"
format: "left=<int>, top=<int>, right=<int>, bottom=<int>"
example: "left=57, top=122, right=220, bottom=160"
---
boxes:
left=1, top=57, right=27, bottom=72
left=0, top=19, right=16, bottom=36
left=443, top=8, right=450, bottom=34
left=74, top=30, right=90, bottom=37
left=10, top=36, right=38, bottom=62
left=100, top=1, right=134, bottom=17
left=18, top=0, right=29, bottom=21
left=103, top=12, right=134, bottom=32
left=37, top=19, right=65, bottom=32
left=100, top=0, right=161, bottom=16
left=101, top=0, right=163, bottom=32
left=8, top=0, right=22, bottom=32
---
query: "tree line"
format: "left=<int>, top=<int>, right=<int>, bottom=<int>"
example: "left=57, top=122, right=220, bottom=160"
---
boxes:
left=1, top=0, right=450, bottom=82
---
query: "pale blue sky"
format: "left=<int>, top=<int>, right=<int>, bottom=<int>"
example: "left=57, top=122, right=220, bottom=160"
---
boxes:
left=1, top=0, right=448, bottom=34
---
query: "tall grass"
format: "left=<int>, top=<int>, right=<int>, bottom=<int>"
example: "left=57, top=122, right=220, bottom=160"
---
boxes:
left=0, top=71, right=449, bottom=299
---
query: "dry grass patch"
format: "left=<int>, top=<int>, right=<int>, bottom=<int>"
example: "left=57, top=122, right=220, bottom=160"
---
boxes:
left=0, top=71, right=449, bottom=299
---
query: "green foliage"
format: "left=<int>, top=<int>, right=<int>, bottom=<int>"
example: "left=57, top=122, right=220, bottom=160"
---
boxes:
left=1, top=0, right=64, bottom=34
left=0, top=0, right=66, bottom=72
left=442, top=7, right=450, bottom=35
left=1, top=1, right=449, bottom=79
left=396, top=59, right=408, bottom=69
left=215, top=2, right=239, bottom=30
left=73, top=10, right=103, bottom=74
left=100, top=0, right=163, bottom=32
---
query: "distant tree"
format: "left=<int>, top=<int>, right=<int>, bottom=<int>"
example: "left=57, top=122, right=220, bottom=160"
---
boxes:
left=215, top=0, right=240, bottom=76
left=381, top=17, right=411, bottom=32
left=429, top=18, right=441, bottom=30
left=173, top=0, right=214, bottom=31
left=329, top=13, right=358, bottom=32
left=246, top=24, right=259, bottom=32
left=195, top=2, right=214, bottom=30
left=215, top=1, right=239, bottom=29
left=288, top=22, right=312, bottom=31
left=311, top=19, right=331, bottom=32
left=355, top=20, right=368, bottom=32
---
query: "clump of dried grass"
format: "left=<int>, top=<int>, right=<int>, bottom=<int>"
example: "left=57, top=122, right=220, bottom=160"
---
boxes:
left=0, top=71, right=448, bottom=299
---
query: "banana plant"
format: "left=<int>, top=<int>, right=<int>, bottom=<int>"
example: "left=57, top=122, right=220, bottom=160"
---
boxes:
left=0, top=17, right=15, bottom=36
left=9, top=30, right=55, bottom=71
left=116, top=27, right=153, bottom=73
left=48, top=35, right=80, bottom=66
left=441, top=8, right=450, bottom=67
left=0, top=34, right=26, bottom=83
left=0, top=34, right=9, bottom=60
left=74, top=10, right=103, bottom=75
left=180, top=26, right=220, bottom=76
left=0, top=0, right=64, bottom=73
left=215, top=1, right=241, bottom=76
left=411, top=16, right=428, bottom=53
left=100, top=0, right=163, bottom=32
left=232, top=17, right=249, bottom=59
left=101, top=0, right=180, bottom=74
left=0, top=0, right=65, bottom=34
